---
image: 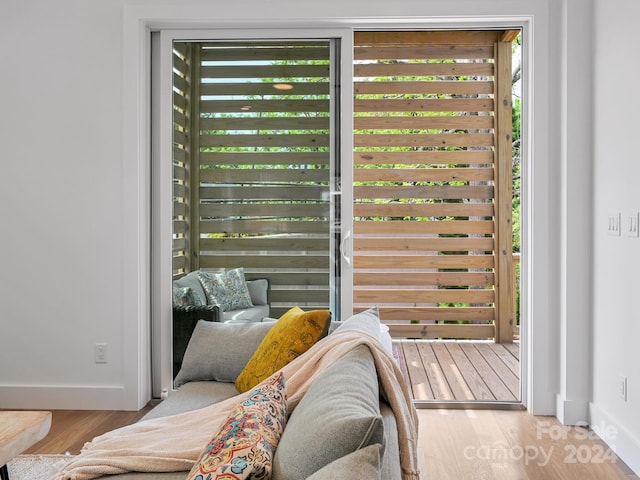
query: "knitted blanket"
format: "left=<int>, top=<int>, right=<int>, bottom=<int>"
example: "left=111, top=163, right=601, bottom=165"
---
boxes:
left=52, top=329, right=420, bottom=480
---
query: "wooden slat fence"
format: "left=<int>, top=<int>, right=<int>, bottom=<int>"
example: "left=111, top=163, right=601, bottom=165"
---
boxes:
left=353, top=30, right=516, bottom=342
left=172, top=43, right=192, bottom=277
left=173, top=41, right=333, bottom=317
left=172, top=32, right=518, bottom=339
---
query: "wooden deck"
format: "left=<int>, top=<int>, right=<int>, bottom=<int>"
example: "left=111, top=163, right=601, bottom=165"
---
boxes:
left=392, top=339, right=520, bottom=403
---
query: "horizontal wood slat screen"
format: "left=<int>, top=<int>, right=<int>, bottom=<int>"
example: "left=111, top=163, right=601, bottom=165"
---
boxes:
left=353, top=30, right=514, bottom=341
left=172, top=32, right=516, bottom=340
left=172, top=43, right=191, bottom=278
left=174, top=41, right=333, bottom=316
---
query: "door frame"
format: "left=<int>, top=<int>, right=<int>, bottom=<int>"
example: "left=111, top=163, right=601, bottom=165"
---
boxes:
left=125, top=9, right=550, bottom=415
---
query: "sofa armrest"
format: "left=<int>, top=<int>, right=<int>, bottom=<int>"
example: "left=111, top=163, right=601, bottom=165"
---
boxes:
left=172, top=305, right=221, bottom=379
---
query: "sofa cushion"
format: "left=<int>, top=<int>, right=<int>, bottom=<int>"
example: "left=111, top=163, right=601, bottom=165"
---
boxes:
left=141, top=381, right=240, bottom=421
left=235, top=307, right=331, bottom=393
left=174, top=320, right=275, bottom=388
left=185, top=372, right=288, bottom=480
left=307, top=444, right=382, bottom=480
left=198, top=268, right=254, bottom=312
left=271, top=345, right=384, bottom=480
left=173, top=271, right=207, bottom=306
left=223, top=304, right=270, bottom=324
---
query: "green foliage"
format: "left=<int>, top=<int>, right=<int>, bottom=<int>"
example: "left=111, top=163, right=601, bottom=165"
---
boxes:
left=512, top=90, right=521, bottom=253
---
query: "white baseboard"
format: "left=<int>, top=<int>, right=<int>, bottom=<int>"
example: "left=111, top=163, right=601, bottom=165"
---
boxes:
left=0, top=384, right=136, bottom=410
left=589, top=402, right=640, bottom=476
left=555, top=394, right=589, bottom=425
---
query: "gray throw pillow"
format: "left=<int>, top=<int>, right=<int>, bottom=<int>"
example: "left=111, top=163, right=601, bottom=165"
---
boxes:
left=306, top=444, right=382, bottom=480
left=174, top=320, right=275, bottom=387
left=246, top=278, right=269, bottom=306
left=332, top=305, right=382, bottom=340
left=272, top=345, right=384, bottom=480
left=173, top=271, right=206, bottom=306
left=172, top=286, right=200, bottom=307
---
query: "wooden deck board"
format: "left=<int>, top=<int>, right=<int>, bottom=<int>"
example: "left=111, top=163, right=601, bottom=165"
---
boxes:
left=503, top=341, right=519, bottom=359
left=401, top=340, right=435, bottom=400
left=416, top=341, right=452, bottom=400
left=431, top=342, right=475, bottom=401
left=491, top=343, right=520, bottom=376
left=392, top=339, right=521, bottom=402
left=445, top=342, right=496, bottom=401
left=458, top=342, right=517, bottom=401
left=474, top=343, right=520, bottom=398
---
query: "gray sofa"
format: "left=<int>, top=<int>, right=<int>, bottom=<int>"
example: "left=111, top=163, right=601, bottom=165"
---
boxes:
left=172, top=272, right=271, bottom=379
left=173, top=270, right=271, bottom=323
left=108, top=308, right=403, bottom=480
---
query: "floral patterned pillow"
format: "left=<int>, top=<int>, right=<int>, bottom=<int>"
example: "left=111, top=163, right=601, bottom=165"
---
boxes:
left=185, top=371, right=288, bottom=480
left=172, top=286, right=203, bottom=307
left=198, top=268, right=254, bottom=312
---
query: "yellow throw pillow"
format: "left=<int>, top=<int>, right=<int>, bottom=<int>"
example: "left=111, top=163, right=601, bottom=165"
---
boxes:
left=235, top=307, right=331, bottom=393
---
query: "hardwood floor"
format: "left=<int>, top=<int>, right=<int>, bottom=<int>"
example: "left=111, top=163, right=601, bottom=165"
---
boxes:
left=417, top=409, right=639, bottom=480
left=14, top=407, right=638, bottom=479
left=394, top=339, right=520, bottom=402
left=23, top=407, right=153, bottom=455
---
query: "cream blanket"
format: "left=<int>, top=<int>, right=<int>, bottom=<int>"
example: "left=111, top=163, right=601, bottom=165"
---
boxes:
left=52, top=329, right=420, bottom=480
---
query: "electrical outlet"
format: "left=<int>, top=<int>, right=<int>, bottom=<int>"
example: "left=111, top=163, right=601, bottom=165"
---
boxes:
left=95, top=343, right=108, bottom=364
left=618, top=375, right=627, bottom=402
left=608, top=213, right=621, bottom=236
left=627, top=212, right=639, bottom=237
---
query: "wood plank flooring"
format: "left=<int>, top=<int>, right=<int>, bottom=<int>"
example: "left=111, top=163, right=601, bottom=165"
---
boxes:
left=22, top=407, right=153, bottom=455
left=393, top=339, right=520, bottom=402
left=11, top=408, right=639, bottom=479
left=417, top=409, right=639, bottom=480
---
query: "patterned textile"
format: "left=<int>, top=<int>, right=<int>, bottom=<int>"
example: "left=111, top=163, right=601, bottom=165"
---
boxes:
left=185, top=372, right=288, bottom=480
left=172, top=286, right=203, bottom=307
left=235, top=307, right=331, bottom=393
left=198, top=268, right=254, bottom=312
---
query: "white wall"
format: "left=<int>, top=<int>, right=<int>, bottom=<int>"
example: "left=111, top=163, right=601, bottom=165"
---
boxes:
left=0, top=0, right=605, bottom=462
left=591, top=0, right=640, bottom=473
left=0, top=0, right=146, bottom=409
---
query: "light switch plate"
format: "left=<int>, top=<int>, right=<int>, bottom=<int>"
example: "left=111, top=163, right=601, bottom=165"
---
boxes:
left=607, top=213, right=621, bottom=236
left=627, top=212, right=639, bottom=237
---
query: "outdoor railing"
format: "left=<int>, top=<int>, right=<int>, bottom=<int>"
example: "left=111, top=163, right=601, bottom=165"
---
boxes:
left=379, top=252, right=521, bottom=344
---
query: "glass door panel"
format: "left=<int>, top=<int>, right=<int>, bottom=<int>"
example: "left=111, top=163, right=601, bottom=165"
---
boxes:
left=171, top=40, right=341, bottom=326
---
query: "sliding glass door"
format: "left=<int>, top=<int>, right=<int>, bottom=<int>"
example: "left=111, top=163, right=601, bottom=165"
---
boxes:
left=153, top=28, right=520, bottom=404
left=152, top=30, right=353, bottom=395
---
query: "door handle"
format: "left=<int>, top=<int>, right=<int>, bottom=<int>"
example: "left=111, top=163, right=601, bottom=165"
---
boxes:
left=340, top=230, right=352, bottom=266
